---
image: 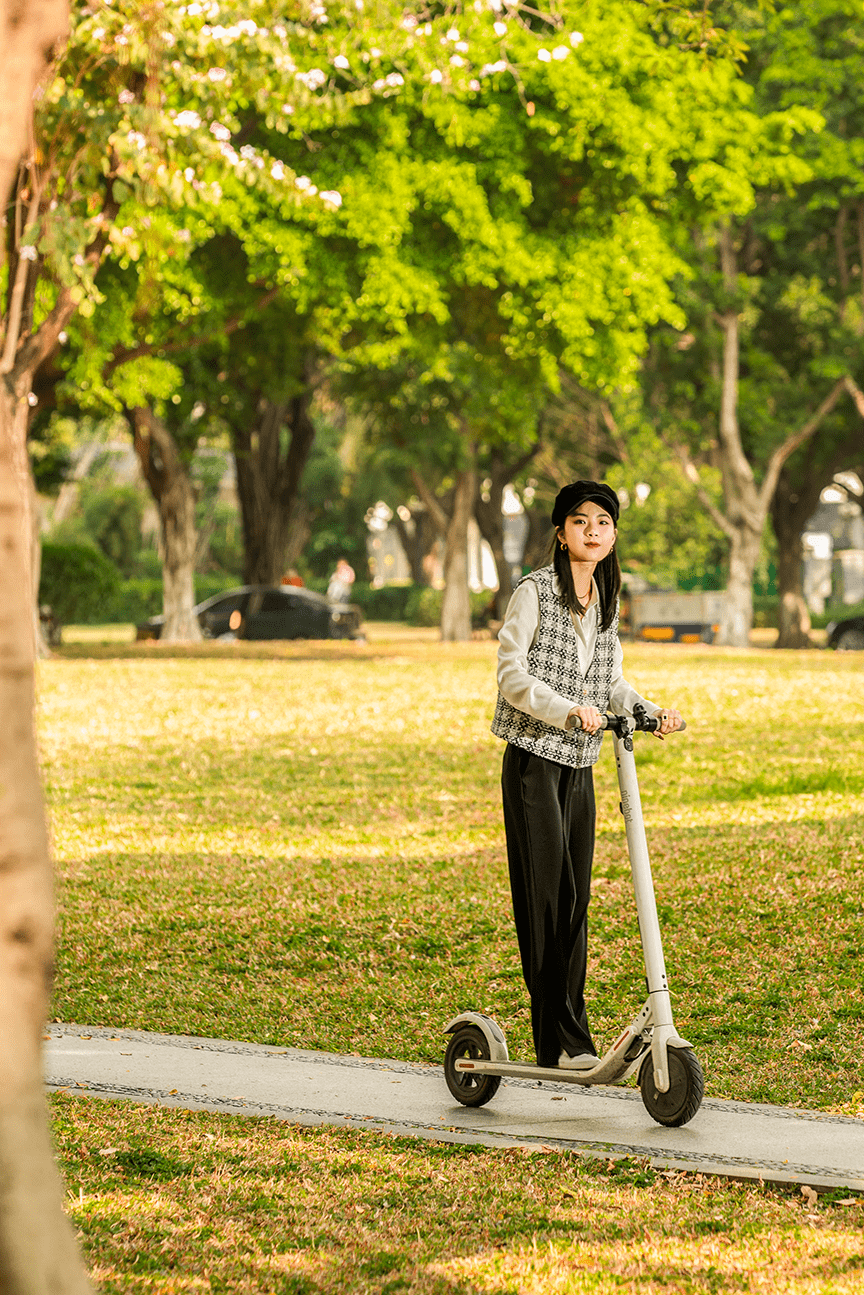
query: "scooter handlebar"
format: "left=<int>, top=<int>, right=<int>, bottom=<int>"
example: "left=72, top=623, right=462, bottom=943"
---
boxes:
left=573, top=708, right=687, bottom=735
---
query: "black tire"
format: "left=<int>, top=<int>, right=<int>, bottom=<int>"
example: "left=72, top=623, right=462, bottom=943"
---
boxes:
left=444, top=1025, right=502, bottom=1107
left=639, top=1046, right=704, bottom=1127
left=835, top=628, right=864, bottom=652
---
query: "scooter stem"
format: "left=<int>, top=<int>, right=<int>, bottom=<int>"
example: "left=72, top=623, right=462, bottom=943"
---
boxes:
left=612, top=723, right=679, bottom=1093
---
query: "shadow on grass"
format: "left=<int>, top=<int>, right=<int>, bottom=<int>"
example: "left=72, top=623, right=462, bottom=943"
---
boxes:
left=54, top=640, right=385, bottom=663
left=692, top=767, right=864, bottom=801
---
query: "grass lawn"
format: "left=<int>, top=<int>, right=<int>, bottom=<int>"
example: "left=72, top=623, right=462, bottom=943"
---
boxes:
left=53, top=1093, right=864, bottom=1294
left=38, top=632, right=864, bottom=1290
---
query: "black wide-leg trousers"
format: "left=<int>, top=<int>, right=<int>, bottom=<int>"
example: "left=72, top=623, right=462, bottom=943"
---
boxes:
left=501, top=743, right=596, bottom=1067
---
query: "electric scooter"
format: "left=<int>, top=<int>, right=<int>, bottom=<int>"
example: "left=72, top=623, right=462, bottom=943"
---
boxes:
left=443, top=706, right=703, bottom=1128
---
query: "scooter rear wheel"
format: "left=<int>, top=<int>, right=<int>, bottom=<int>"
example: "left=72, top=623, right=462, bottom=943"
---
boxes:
left=639, top=1046, right=704, bottom=1127
left=444, top=1025, right=502, bottom=1107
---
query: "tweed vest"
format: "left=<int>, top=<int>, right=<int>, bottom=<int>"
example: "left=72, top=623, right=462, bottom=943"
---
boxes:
left=491, top=565, right=618, bottom=769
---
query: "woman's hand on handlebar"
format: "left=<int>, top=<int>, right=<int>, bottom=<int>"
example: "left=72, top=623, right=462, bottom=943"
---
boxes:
left=652, top=707, right=683, bottom=739
left=567, top=705, right=604, bottom=735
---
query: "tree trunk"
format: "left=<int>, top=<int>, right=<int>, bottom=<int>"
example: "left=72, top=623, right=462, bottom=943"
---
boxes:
left=440, top=467, right=477, bottom=642
left=718, top=526, right=762, bottom=647
left=391, top=505, right=438, bottom=586
left=772, top=466, right=819, bottom=649
left=475, top=442, right=539, bottom=619
left=774, top=532, right=811, bottom=648
left=0, top=1, right=95, bottom=1287
left=410, top=457, right=478, bottom=642
left=713, top=227, right=760, bottom=647
left=130, top=408, right=202, bottom=641
left=282, top=498, right=312, bottom=571
left=233, top=390, right=316, bottom=585
left=0, top=387, right=94, bottom=1295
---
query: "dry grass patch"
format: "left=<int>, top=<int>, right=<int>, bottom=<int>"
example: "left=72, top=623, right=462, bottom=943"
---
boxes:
left=53, top=1095, right=864, bottom=1295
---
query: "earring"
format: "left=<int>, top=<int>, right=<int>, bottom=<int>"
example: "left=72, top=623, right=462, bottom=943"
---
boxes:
left=559, top=541, right=568, bottom=551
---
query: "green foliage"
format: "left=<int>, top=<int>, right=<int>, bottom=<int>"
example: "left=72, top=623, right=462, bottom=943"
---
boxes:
left=29, top=433, right=73, bottom=496
left=605, top=421, right=729, bottom=589
left=293, top=414, right=372, bottom=581
left=346, top=583, right=417, bottom=622
left=811, top=599, right=864, bottom=630
left=79, top=484, right=145, bottom=579
left=39, top=543, right=121, bottom=625
left=340, top=582, right=497, bottom=627
left=205, top=500, right=245, bottom=579
left=638, top=0, right=864, bottom=583
left=94, top=573, right=241, bottom=626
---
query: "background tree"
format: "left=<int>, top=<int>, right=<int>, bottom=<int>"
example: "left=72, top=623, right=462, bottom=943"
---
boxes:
left=20, top=0, right=479, bottom=636
left=651, top=1, right=864, bottom=645
left=330, top=0, right=775, bottom=635
left=0, top=0, right=94, bottom=1287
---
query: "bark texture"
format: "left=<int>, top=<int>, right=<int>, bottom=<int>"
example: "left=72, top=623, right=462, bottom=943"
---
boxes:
left=772, top=477, right=814, bottom=650
left=130, top=408, right=202, bottom=641
left=391, top=504, right=439, bottom=586
left=233, top=388, right=316, bottom=586
left=474, top=442, right=539, bottom=619
left=412, top=459, right=477, bottom=642
left=0, top=1, right=94, bottom=1288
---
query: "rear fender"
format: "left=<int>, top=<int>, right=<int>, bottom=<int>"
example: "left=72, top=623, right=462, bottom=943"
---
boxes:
left=444, top=1011, right=509, bottom=1062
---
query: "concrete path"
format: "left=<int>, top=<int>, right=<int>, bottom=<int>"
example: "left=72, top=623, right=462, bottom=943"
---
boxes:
left=45, top=1024, right=864, bottom=1191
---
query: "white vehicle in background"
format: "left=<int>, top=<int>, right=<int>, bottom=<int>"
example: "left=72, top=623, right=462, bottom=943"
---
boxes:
left=620, top=588, right=727, bottom=645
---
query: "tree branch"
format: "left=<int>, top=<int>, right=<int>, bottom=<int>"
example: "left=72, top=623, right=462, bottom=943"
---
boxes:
left=758, top=377, right=849, bottom=511
left=716, top=223, right=756, bottom=498
left=0, top=176, right=43, bottom=374
left=13, top=176, right=123, bottom=377
left=598, top=400, right=630, bottom=465
left=673, top=443, right=737, bottom=542
left=103, top=285, right=281, bottom=378
left=410, top=468, right=448, bottom=535
left=843, top=373, right=864, bottom=417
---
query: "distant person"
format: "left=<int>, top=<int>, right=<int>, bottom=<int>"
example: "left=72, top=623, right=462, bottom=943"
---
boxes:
left=281, top=569, right=304, bottom=587
left=327, top=557, right=355, bottom=602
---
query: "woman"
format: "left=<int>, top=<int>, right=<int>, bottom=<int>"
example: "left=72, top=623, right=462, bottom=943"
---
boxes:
left=491, top=480, right=683, bottom=1069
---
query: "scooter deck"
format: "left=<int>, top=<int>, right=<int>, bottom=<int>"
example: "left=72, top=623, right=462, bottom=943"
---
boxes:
left=455, top=1055, right=640, bottom=1087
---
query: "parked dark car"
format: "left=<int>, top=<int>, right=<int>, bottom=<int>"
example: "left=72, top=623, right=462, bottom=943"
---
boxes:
left=136, top=585, right=364, bottom=642
left=827, top=616, right=864, bottom=651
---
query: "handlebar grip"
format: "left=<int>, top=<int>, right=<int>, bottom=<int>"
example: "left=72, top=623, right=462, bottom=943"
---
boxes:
left=641, top=715, right=687, bottom=732
left=582, top=713, right=687, bottom=733
left=633, top=703, right=686, bottom=733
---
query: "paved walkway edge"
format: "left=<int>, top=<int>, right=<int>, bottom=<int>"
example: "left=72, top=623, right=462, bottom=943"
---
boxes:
left=45, top=1025, right=864, bottom=1193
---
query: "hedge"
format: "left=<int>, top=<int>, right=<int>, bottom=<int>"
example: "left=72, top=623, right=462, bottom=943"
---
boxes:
left=95, top=574, right=239, bottom=625
left=39, top=543, right=240, bottom=625
left=39, top=543, right=121, bottom=626
left=340, top=582, right=495, bottom=627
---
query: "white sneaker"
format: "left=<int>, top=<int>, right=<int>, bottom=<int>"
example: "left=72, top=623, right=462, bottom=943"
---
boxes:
left=558, top=1051, right=599, bottom=1072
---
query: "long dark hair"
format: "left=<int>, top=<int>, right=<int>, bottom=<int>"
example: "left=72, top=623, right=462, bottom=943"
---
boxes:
left=547, top=522, right=621, bottom=632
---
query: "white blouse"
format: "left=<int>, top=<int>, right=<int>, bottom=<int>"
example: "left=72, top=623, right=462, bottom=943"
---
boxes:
left=497, top=576, right=657, bottom=731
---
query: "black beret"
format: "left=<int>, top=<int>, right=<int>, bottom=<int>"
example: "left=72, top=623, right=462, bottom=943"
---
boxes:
left=551, top=480, right=620, bottom=527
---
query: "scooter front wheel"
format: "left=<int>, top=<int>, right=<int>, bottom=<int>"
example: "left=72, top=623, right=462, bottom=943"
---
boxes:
left=639, top=1046, right=704, bottom=1127
left=444, top=1025, right=502, bottom=1107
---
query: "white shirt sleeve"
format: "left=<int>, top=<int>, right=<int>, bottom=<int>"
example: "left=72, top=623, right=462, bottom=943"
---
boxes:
left=608, top=636, right=658, bottom=718
left=497, top=581, right=658, bottom=727
left=496, top=582, right=580, bottom=730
